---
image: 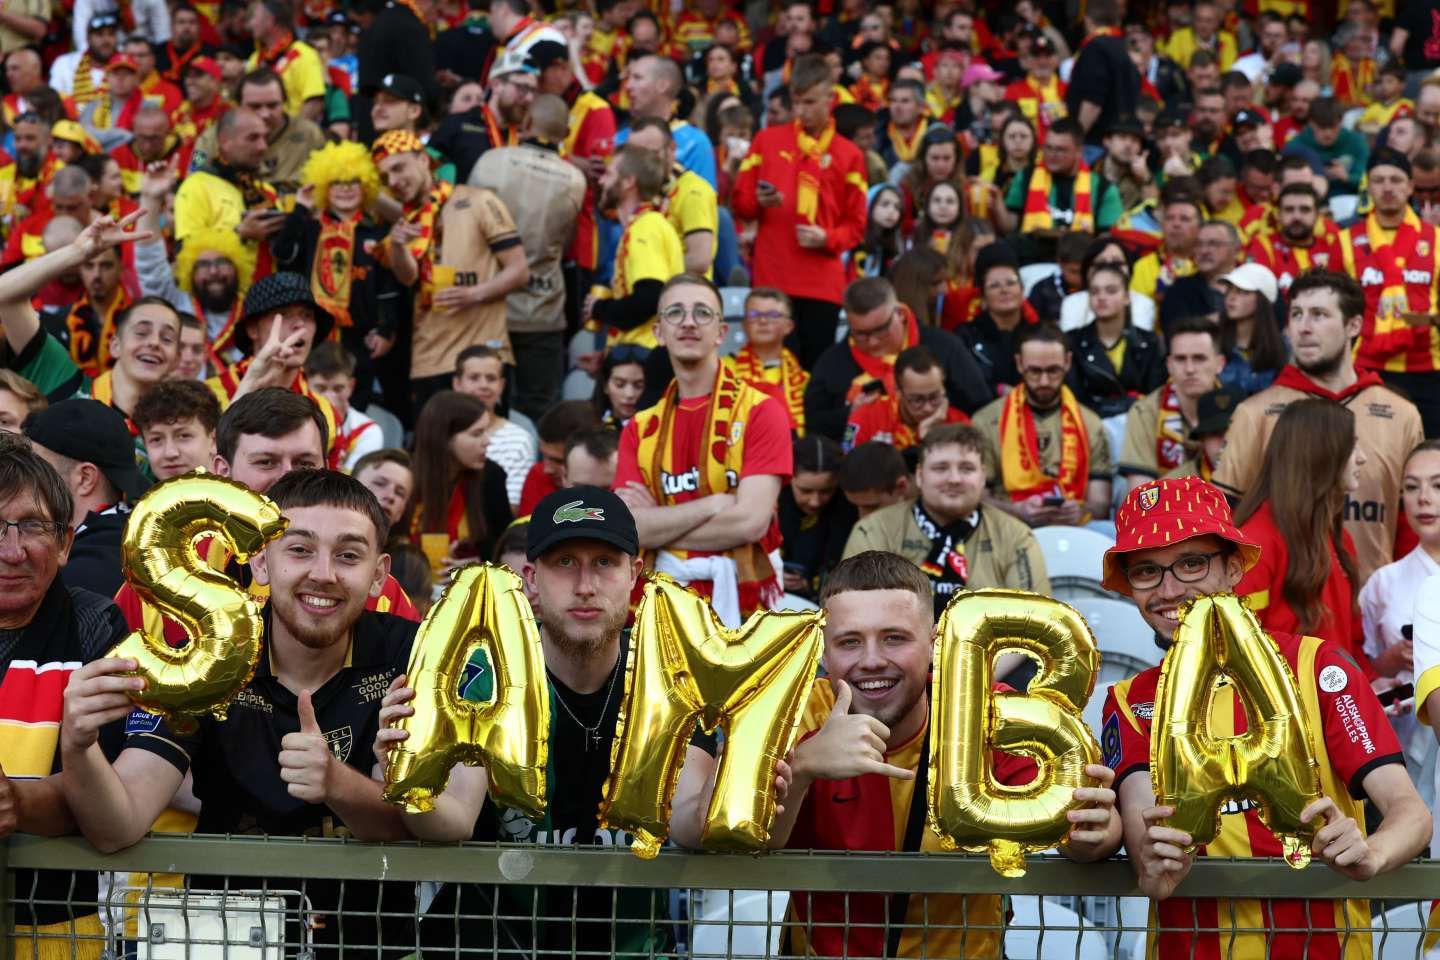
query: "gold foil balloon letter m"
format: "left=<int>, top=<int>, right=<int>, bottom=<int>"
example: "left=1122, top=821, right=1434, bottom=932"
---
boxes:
left=1151, top=594, right=1322, bottom=867
left=929, top=590, right=1102, bottom=878
left=110, top=473, right=288, bottom=730
left=383, top=564, right=549, bottom=818
left=599, top=575, right=824, bottom=859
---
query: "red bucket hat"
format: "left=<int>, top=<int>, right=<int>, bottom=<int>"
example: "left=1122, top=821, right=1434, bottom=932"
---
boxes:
left=1101, top=476, right=1261, bottom=595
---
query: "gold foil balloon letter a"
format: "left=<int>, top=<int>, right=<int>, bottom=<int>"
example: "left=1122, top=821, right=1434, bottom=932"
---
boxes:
left=1151, top=594, right=1322, bottom=867
left=929, top=590, right=1101, bottom=878
left=599, top=574, right=824, bottom=859
left=383, top=563, right=549, bottom=817
left=110, top=473, right=288, bottom=730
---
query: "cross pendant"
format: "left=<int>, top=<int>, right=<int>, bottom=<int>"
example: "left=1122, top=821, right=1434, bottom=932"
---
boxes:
left=589, top=730, right=602, bottom=752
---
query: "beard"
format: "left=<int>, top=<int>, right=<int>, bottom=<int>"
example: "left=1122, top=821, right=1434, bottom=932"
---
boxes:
left=270, top=589, right=366, bottom=650
left=1296, top=340, right=1348, bottom=379
left=540, top=602, right=628, bottom=664
left=15, top=150, right=40, bottom=178
left=196, top=276, right=238, bottom=313
left=1281, top=220, right=1313, bottom=243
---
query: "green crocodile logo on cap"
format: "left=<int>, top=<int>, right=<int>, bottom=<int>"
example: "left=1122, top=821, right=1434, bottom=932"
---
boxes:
left=553, top=500, right=604, bottom=523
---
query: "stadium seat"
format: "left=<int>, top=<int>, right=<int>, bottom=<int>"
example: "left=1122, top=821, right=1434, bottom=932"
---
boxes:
left=719, top=323, right=748, bottom=357
left=1329, top=194, right=1360, bottom=224
left=720, top=286, right=750, bottom=321
left=1021, top=262, right=1060, bottom=297
left=363, top=403, right=404, bottom=449
left=690, top=889, right=788, bottom=960
left=1067, top=595, right=1162, bottom=737
left=1371, top=902, right=1431, bottom=958
left=1005, top=897, right=1108, bottom=959
left=1033, top=525, right=1115, bottom=599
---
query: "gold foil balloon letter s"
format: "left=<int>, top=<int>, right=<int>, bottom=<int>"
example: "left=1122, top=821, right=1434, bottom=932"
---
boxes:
left=929, top=590, right=1102, bottom=878
left=383, top=563, right=549, bottom=817
left=1151, top=594, right=1322, bottom=867
left=110, top=473, right=288, bottom=730
left=599, top=574, right=824, bottom=859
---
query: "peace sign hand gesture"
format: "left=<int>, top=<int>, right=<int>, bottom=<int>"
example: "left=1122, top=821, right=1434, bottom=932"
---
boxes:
left=74, top=210, right=152, bottom=259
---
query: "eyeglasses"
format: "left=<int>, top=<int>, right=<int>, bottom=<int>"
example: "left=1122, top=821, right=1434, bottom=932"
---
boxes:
left=850, top=309, right=898, bottom=343
left=901, top=390, right=945, bottom=408
left=659, top=303, right=720, bottom=326
left=0, top=518, right=66, bottom=544
left=1020, top=364, right=1067, bottom=381
left=1124, top=550, right=1223, bottom=591
left=745, top=309, right=790, bottom=322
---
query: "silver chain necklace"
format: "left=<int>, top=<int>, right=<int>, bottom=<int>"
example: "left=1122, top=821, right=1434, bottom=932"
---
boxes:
left=552, top=656, right=621, bottom=752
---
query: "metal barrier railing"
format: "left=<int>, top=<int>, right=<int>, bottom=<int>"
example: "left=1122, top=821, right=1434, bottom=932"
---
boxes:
left=3, top=834, right=1439, bottom=959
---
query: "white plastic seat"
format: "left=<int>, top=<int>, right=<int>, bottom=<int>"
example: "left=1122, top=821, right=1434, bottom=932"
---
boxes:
left=1033, top=525, right=1116, bottom=599
left=720, top=286, right=750, bottom=321
left=1004, top=897, right=1108, bottom=959
left=690, top=889, right=788, bottom=960
left=1067, top=595, right=1163, bottom=737
left=1021, top=262, right=1061, bottom=297
left=1329, top=194, right=1360, bottom=224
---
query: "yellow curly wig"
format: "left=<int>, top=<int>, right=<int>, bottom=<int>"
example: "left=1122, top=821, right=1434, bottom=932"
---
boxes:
left=174, top=227, right=256, bottom=296
left=302, top=141, right=382, bottom=212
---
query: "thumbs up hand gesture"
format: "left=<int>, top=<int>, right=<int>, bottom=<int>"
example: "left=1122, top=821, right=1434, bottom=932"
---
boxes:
left=792, top=680, right=916, bottom=782
left=279, top=690, right=334, bottom=804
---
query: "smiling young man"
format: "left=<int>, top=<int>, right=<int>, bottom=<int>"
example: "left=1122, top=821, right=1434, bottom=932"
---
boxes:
left=843, top=424, right=1049, bottom=620
left=1100, top=476, right=1430, bottom=957
left=675, top=550, right=1117, bottom=959
left=62, top=469, right=414, bottom=954
left=132, top=378, right=221, bottom=481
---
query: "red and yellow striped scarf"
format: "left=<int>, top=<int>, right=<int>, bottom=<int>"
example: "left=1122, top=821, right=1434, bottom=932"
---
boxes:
left=1020, top=162, right=1093, bottom=233
left=68, top=285, right=131, bottom=376
left=633, top=361, right=780, bottom=607
left=997, top=384, right=1089, bottom=502
left=1154, top=383, right=1190, bottom=471
left=848, top=73, right=888, bottom=112
left=312, top=209, right=359, bottom=329
left=71, top=51, right=106, bottom=104
left=886, top=120, right=927, bottom=164
left=793, top=119, right=835, bottom=223
left=1331, top=54, right=1375, bottom=107
left=729, top=344, right=808, bottom=433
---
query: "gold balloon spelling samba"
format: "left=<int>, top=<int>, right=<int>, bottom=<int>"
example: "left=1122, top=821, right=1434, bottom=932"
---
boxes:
left=111, top=473, right=288, bottom=731
left=1151, top=594, right=1322, bottom=867
left=383, top=563, right=549, bottom=818
left=600, top=575, right=824, bottom=859
left=929, top=590, right=1101, bottom=878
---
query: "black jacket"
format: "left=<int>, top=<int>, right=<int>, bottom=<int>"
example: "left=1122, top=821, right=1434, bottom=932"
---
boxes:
left=957, top=311, right=1029, bottom=396
left=1065, top=322, right=1166, bottom=419
left=805, top=325, right=991, bottom=441
left=62, top=507, right=128, bottom=599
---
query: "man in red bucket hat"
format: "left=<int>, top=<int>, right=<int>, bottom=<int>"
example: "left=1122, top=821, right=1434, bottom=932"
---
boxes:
left=1101, top=476, right=1428, bottom=958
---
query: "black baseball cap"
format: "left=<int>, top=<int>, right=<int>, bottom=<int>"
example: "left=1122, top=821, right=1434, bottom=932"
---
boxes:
left=365, top=73, right=425, bottom=104
left=527, top=39, right=569, bottom=72
left=1189, top=387, right=1243, bottom=439
left=1154, top=109, right=1188, bottom=132
left=1233, top=108, right=1266, bottom=130
left=1031, top=33, right=1057, bottom=56
left=1105, top=114, right=1144, bottom=139
left=25, top=399, right=150, bottom=501
left=527, top=486, right=639, bottom=560
left=237, top=272, right=335, bottom=355
left=88, top=13, right=119, bottom=32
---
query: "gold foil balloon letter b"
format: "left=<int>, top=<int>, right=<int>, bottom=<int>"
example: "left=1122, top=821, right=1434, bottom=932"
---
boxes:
left=110, top=473, right=288, bottom=730
left=599, top=574, right=824, bottom=859
left=1151, top=594, right=1322, bottom=867
left=929, top=590, right=1102, bottom=877
left=383, top=563, right=549, bottom=817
